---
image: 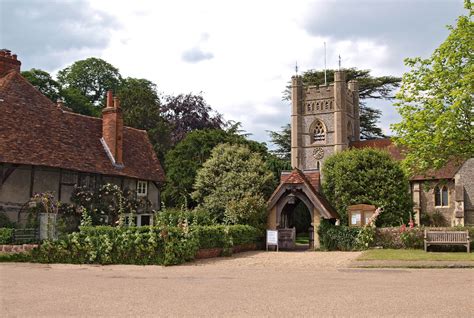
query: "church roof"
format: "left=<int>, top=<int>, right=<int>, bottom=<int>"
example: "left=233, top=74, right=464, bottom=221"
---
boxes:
left=350, top=138, right=462, bottom=180
left=0, top=70, right=165, bottom=182
left=268, top=169, right=339, bottom=219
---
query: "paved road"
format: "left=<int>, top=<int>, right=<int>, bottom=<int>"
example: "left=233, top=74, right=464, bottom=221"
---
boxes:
left=1, top=251, right=473, bottom=317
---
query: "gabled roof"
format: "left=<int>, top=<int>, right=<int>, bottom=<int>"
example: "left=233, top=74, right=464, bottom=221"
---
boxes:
left=268, top=169, right=339, bottom=219
left=0, top=70, right=165, bottom=182
left=350, top=138, right=462, bottom=180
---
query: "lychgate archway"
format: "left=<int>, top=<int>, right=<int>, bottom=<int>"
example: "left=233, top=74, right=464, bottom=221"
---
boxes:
left=267, top=169, right=339, bottom=250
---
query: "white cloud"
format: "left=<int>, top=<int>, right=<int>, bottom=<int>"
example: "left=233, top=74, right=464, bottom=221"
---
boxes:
left=7, top=0, right=466, bottom=143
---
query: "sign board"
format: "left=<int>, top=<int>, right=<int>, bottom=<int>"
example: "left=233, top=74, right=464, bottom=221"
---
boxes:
left=266, top=230, right=279, bottom=251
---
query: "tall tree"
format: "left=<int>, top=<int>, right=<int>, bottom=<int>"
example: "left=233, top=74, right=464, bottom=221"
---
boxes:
left=57, top=57, right=122, bottom=107
left=282, top=68, right=401, bottom=139
left=322, top=148, right=412, bottom=227
left=117, top=77, right=171, bottom=161
left=21, top=69, right=61, bottom=102
left=267, top=123, right=291, bottom=160
left=162, top=93, right=224, bottom=145
left=192, top=143, right=274, bottom=228
left=162, top=127, right=269, bottom=208
left=392, top=2, right=473, bottom=175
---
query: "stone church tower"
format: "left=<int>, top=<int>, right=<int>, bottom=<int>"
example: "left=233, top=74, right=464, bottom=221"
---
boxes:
left=291, top=70, right=360, bottom=174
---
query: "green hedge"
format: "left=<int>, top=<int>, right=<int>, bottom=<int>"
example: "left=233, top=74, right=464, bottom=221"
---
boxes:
left=0, top=228, right=14, bottom=244
left=155, top=209, right=214, bottom=227
left=318, top=220, right=361, bottom=251
left=192, top=225, right=261, bottom=249
left=32, top=226, right=198, bottom=266
left=31, top=224, right=261, bottom=265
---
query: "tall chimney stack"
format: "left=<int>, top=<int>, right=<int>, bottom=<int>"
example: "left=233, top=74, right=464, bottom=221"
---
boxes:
left=101, top=90, right=124, bottom=167
left=0, top=49, right=21, bottom=76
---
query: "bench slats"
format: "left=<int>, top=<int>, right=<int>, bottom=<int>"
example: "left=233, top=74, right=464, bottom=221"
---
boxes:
left=424, top=230, right=470, bottom=253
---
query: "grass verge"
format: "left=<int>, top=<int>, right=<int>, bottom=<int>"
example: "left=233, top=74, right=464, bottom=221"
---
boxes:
left=358, top=249, right=474, bottom=262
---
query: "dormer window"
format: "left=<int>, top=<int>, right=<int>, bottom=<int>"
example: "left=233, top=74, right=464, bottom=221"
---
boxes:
left=137, top=180, right=148, bottom=197
left=312, top=120, right=325, bottom=143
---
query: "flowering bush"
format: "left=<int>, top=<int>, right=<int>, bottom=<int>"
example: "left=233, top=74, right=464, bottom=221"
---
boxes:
left=356, top=207, right=383, bottom=249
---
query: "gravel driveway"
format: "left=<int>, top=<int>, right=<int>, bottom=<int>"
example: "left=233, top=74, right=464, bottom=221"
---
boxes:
left=1, top=251, right=473, bottom=317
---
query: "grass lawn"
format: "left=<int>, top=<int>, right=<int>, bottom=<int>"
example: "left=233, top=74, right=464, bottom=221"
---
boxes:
left=358, top=249, right=474, bottom=262
left=295, top=233, right=309, bottom=244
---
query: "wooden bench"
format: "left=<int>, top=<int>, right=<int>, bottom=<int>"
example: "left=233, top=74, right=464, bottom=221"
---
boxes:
left=424, top=230, right=470, bottom=252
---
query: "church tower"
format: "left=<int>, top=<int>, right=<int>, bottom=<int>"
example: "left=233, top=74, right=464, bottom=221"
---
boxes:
left=290, top=70, right=360, bottom=175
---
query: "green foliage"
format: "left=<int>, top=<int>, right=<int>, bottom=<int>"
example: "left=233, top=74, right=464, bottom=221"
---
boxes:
left=192, top=225, right=261, bottom=249
left=356, top=226, right=376, bottom=249
left=282, top=68, right=401, bottom=139
left=192, top=143, right=274, bottom=228
left=0, top=212, right=15, bottom=228
left=399, top=228, right=424, bottom=249
left=322, top=148, right=412, bottom=226
left=0, top=228, right=14, bottom=244
left=71, top=183, right=151, bottom=226
left=117, top=77, right=171, bottom=161
left=21, top=68, right=61, bottom=102
left=392, top=3, right=474, bottom=175
left=154, top=208, right=215, bottom=227
left=163, top=128, right=270, bottom=208
left=318, top=220, right=361, bottom=251
left=268, top=124, right=291, bottom=160
left=61, top=87, right=97, bottom=116
left=57, top=57, right=122, bottom=107
left=32, top=225, right=197, bottom=266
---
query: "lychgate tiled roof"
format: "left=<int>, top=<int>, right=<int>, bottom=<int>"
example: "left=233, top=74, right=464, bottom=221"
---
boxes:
left=0, top=70, right=165, bottom=182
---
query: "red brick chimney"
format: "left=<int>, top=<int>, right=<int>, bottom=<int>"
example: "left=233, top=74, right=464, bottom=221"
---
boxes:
left=0, top=49, right=21, bottom=76
left=101, top=90, right=124, bottom=167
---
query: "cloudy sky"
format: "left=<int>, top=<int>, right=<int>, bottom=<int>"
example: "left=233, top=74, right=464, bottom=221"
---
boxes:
left=0, top=0, right=465, bottom=145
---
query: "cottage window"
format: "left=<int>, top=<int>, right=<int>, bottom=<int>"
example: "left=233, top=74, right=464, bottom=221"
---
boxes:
left=137, top=180, right=148, bottom=196
left=312, top=120, right=325, bottom=143
left=434, top=185, right=448, bottom=207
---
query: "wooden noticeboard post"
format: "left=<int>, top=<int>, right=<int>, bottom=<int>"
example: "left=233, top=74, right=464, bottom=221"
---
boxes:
left=266, top=229, right=278, bottom=251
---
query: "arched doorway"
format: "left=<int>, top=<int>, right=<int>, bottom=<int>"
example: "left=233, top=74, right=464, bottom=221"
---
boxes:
left=280, top=198, right=313, bottom=250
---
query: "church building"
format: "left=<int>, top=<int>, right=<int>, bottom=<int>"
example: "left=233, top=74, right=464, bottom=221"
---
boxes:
left=267, top=70, right=473, bottom=249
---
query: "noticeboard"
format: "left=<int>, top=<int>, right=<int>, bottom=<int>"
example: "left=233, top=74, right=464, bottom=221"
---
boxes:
left=266, top=230, right=279, bottom=251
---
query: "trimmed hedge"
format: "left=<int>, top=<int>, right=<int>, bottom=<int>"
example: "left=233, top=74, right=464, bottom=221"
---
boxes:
left=31, top=224, right=261, bottom=265
left=318, top=220, right=361, bottom=251
left=32, top=226, right=198, bottom=266
left=0, top=228, right=14, bottom=244
left=192, top=225, right=261, bottom=249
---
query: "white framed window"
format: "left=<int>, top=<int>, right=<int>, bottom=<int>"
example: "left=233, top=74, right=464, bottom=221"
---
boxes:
left=137, top=180, right=148, bottom=197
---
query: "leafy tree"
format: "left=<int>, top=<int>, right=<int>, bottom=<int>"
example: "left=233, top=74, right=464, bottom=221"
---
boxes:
left=21, top=69, right=61, bottom=102
left=322, top=148, right=412, bottom=227
left=162, top=127, right=269, bottom=208
left=57, top=57, right=122, bottom=107
left=162, top=93, right=224, bottom=145
left=61, top=87, right=97, bottom=116
left=392, top=2, right=473, bottom=175
left=192, top=143, right=274, bottom=228
left=282, top=68, right=401, bottom=139
left=268, top=123, right=291, bottom=160
left=117, top=77, right=171, bottom=161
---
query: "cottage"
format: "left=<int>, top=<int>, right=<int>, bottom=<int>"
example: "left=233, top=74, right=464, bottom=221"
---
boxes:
left=0, top=50, right=165, bottom=225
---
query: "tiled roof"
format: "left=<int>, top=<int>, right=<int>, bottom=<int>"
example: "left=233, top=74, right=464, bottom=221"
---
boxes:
left=271, top=169, right=339, bottom=219
left=350, top=138, right=461, bottom=180
left=0, top=70, right=165, bottom=182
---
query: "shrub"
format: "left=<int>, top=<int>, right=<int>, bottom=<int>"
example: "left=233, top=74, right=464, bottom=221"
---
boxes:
left=318, top=220, right=360, bottom=251
left=0, top=228, right=14, bottom=244
left=32, top=225, right=198, bottom=266
left=0, top=211, right=15, bottom=228
left=155, top=208, right=214, bottom=227
left=322, top=148, right=412, bottom=227
left=192, top=225, right=261, bottom=249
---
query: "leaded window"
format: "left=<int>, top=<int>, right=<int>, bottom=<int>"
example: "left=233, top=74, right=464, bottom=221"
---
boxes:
left=312, top=121, right=325, bottom=142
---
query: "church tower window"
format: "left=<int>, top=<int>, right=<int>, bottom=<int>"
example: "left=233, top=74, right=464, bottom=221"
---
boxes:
left=312, top=120, right=325, bottom=143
